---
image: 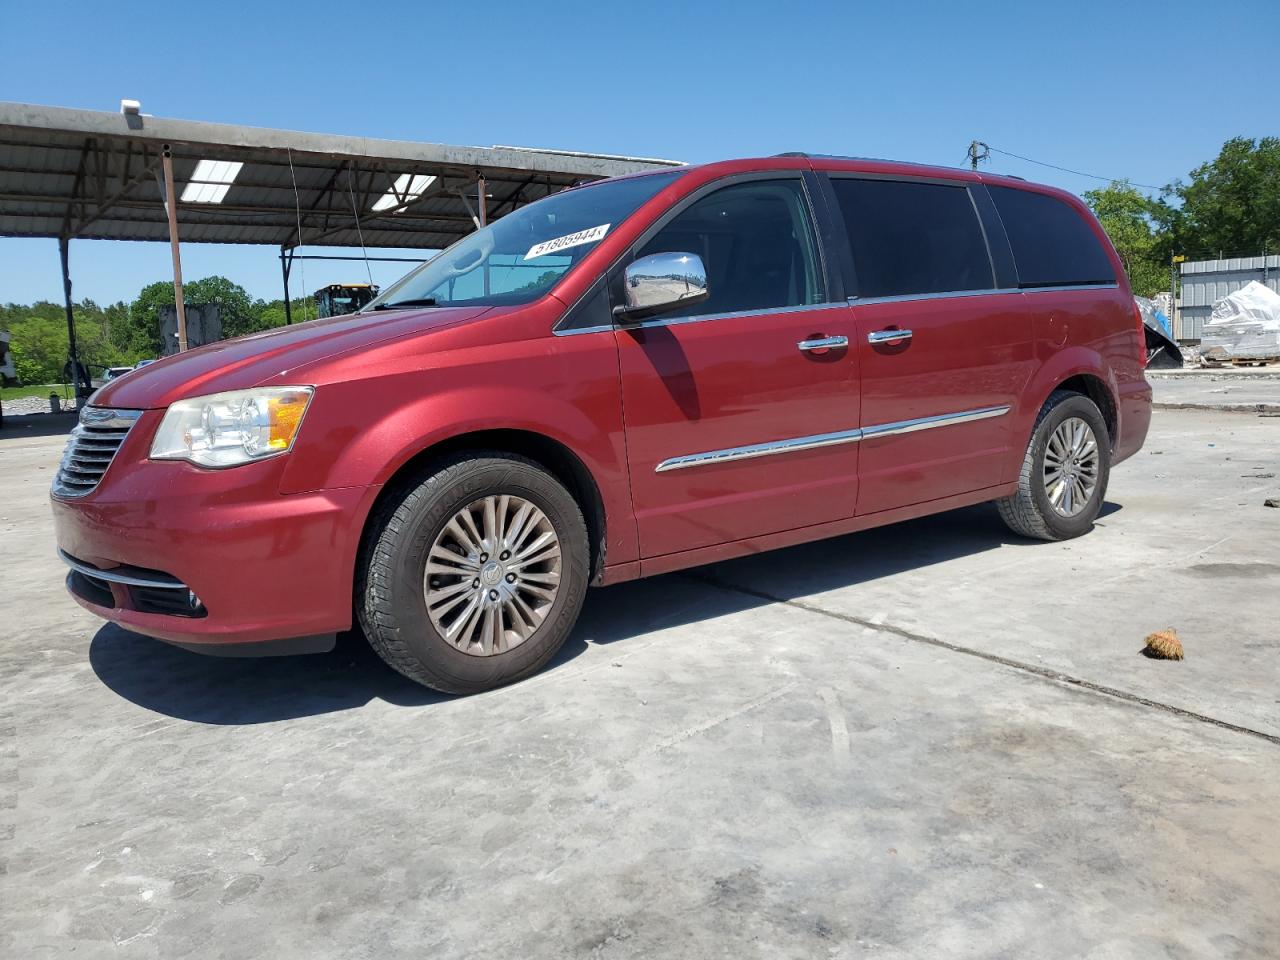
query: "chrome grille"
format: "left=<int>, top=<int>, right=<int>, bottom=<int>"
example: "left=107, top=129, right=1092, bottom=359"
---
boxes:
left=52, top=407, right=142, bottom=498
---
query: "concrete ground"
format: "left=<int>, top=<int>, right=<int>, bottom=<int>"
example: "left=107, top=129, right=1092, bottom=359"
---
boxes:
left=2, top=406, right=1278, bottom=959
left=1149, top=368, right=1280, bottom=412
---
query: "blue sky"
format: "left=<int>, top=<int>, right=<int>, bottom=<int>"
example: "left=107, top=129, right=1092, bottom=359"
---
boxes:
left=2, top=0, right=1275, bottom=307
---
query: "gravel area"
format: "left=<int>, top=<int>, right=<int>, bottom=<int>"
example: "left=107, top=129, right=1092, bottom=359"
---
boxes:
left=1, top=395, right=73, bottom=416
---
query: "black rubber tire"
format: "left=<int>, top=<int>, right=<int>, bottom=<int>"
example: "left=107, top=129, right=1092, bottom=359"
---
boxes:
left=997, top=390, right=1111, bottom=541
left=356, top=452, right=589, bottom=694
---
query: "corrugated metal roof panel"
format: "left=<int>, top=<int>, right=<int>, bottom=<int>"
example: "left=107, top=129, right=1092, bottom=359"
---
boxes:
left=0, top=100, right=683, bottom=249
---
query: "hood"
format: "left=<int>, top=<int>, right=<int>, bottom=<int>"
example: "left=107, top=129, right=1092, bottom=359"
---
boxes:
left=94, top=305, right=493, bottom=409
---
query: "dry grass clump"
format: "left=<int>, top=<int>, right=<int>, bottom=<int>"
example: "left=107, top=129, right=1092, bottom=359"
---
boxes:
left=1142, top=628, right=1184, bottom=660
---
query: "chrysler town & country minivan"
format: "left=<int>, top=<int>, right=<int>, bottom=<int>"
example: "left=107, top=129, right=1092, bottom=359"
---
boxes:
left=53, top=155, right=1151, bottom=693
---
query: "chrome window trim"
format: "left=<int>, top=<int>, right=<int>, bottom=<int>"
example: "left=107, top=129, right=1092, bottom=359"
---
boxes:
left=850, top=288, right=1017, bottom=306
left=553, top=300, right=849, bottom=336
left=555, top=282, right=1122, bottom=335
left=1020, top=283, right=1119, bottom=293
left=622, top=300, right=849, bottom=332
left=846, top=282, right=1117, bottom=307
left=654, top=404, right=1011, bottom=473
left=58, top=549, right=186, bottom=589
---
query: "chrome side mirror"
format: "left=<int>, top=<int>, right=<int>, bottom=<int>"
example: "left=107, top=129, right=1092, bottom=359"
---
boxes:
left=615, top=251, right=708, bottom=322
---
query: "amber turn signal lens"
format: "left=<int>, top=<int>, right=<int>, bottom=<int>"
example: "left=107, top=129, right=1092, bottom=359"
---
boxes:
left=269, top=393, right=309, bottom=449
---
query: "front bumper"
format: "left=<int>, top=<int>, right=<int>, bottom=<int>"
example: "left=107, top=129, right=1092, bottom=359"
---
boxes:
left=52, top=412, right=378, bottom=650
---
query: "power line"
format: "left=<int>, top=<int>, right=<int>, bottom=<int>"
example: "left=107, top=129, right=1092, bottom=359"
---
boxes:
left=982, top=145, right=1164, bottom=191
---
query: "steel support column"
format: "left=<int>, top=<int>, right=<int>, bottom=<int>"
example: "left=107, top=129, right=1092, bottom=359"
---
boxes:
left=280, top=247, right=294, bottom=325
left=160, top=146, right=189, bottom=352
left=478, top=174, right=489, bottom=295
left=58, top=235, right=89, bottom=400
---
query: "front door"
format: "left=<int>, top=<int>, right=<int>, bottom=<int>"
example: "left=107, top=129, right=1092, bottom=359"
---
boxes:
left=615, top=176, right=860, bottom=559
left=823, top=174, right=1034, bottom=515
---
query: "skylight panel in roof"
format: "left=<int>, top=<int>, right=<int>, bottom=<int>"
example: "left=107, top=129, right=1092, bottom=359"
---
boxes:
left=371, top=173, right=437, bottom=212
left=180, top=159, right=243, bottom=204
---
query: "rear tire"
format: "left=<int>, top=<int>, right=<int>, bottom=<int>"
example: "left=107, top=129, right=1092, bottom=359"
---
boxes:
left=997, top=390, right=1111, bottom=541
left=357, top=452, right=589, bottom=694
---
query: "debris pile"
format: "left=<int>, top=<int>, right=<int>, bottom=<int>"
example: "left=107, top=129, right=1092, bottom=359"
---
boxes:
left=1135, top=295, right=1183, bottom=368
left=1201, top=281, right=1280, bottom=362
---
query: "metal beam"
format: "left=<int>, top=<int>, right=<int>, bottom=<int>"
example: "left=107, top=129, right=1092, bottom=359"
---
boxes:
left=280, top=247, right=293, bottom=326
left=160, top=147, right=188, bottom=352
left=58, top=137, right=92, bottom=239
left=58, top=236, right=88, bottom=398
left=69, top=148, right=159, bottom=238
left=0, top=190, right=478, bottom=224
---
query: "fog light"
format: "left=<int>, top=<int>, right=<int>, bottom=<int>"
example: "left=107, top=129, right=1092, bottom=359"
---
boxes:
left=188, top=590, right=204, bottom=612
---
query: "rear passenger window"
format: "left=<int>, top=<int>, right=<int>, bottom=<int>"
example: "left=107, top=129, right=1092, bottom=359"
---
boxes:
left=988, top=186, right=1116, bottom=287
left=635, top=178, right=823, bottom=319
left=831, top=178, right=994, bottom=299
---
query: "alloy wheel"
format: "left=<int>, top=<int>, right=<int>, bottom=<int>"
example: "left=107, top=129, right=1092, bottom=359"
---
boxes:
left=423, top=495, right=562, bottom=656
left=1043, top=416, right=1100, bottom=518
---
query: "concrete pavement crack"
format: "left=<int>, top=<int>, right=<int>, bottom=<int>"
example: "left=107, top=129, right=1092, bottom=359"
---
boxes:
left=686, top=573, right=1280, bottom=747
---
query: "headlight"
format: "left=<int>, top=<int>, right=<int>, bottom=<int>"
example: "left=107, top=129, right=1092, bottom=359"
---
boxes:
left=150, top=387, right=314, bottom=468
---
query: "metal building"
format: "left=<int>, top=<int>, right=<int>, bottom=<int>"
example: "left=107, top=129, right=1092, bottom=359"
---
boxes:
left=1177, top=255, right=1280, bottom=341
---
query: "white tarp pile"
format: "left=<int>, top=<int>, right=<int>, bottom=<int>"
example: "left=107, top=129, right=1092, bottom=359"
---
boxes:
left=1201, top=281, right=1280, bottom=360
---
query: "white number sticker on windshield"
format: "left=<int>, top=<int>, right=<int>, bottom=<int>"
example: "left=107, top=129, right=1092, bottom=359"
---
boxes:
left=524, top=223, right=610, bottom=261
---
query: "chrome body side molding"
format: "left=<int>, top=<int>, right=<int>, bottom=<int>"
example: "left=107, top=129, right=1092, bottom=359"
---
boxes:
left=858, top=404, right=1010, bottom=440
left=654, top=404, right=1011, bottom=473
left=655, top=428, right=864, bottom=473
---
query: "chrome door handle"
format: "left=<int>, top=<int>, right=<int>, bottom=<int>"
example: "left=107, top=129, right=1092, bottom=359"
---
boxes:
left=797, top=335, right=848, bottom=352
left=867, top=329, right=913, bottom=344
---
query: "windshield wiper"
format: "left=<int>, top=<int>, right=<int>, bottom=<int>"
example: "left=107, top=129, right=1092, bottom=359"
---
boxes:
left=371, top=297, right=439, bottom=311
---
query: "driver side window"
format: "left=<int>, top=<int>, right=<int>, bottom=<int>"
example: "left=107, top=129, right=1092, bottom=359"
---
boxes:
left=634, top=178, right=824, bottom=320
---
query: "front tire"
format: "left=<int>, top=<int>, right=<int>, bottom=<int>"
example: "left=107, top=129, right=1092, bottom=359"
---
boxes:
left=997, top=390, right=1111, bottom=541
left=357, top=452, right=589, bottom=694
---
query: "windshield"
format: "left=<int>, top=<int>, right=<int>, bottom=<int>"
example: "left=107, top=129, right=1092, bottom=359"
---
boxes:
left=364, top=170, right=684, bottom=310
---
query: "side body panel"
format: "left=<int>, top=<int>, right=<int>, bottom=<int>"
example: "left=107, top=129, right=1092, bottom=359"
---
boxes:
left=1009, top=285, right=1150, bottom=478
left=614, top=304, right=859, bottom=557
left=850, top=293, right=1034, bottom=513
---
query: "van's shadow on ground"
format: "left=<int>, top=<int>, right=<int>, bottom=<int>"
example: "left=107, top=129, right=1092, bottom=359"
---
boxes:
left=90, top=501, right=1122, bottom=724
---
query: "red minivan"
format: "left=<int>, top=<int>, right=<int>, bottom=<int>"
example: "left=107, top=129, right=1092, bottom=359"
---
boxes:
left=53, top=156, right=1151, bottom=693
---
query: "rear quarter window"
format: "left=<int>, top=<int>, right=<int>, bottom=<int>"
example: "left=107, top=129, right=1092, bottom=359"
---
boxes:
left=988, top=185, right=1116, bottom=288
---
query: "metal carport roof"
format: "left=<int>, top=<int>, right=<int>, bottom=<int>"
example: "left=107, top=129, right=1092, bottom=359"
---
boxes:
left=0, top=101, right=681, bottom=249
left=0, top=102, right=681, bottom=402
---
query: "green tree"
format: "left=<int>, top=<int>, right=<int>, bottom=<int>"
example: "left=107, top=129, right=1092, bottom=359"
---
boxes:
left=1165, top=136, right=1280, bottom=259
left=253, top=298, right=308, bottom=331
left=8, top=315, right=68, bottom=384
left=186, top=275, right=256, bottom=338
left=3, top=301, right=137, bottom=385
left=127, top=275, right=259, bottom=351
left=128, top=280, right=178, bottom=356
left=1084, top=182, right=1169, bottom=297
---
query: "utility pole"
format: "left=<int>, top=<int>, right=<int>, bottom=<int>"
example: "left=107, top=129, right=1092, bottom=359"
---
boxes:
left=968, top=140, right=989, bottom=171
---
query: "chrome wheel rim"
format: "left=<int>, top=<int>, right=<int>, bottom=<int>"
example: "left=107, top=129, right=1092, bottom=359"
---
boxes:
left=424, top=495, right=562, bottom=657
left=1044, top=416, right=1100, bottom=518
